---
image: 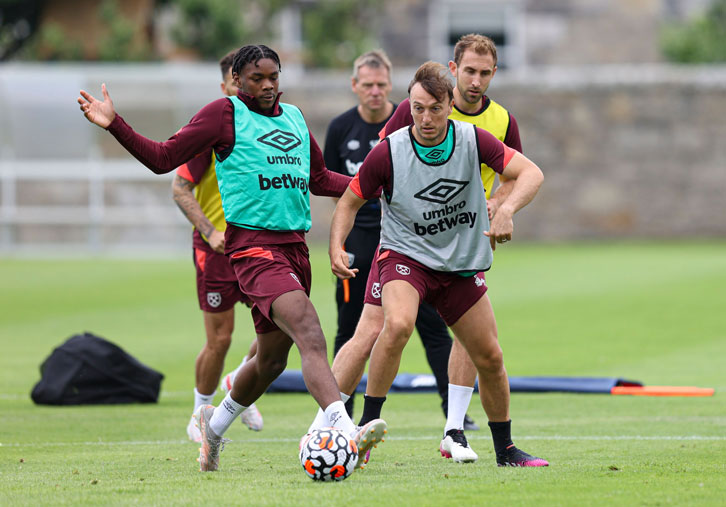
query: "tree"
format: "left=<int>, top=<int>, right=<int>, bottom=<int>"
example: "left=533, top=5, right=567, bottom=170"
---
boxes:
left=13, top=0, right=150, bottom=61
left=661, top=0, right=726, bottom=63
left=301, top=0, right=382, bottom=69
left=0, top=0, right=44, bottom=61
left=169, top=0, right=291, bottom=60
left=97, top=0, right=151, bottom=61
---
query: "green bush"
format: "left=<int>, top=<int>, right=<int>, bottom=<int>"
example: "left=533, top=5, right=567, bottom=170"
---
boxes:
left=661, top=0, right=726, bottom=63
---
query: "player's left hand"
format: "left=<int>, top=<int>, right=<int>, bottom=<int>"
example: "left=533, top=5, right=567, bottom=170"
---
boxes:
left=484, top=208, right=514, bottom=251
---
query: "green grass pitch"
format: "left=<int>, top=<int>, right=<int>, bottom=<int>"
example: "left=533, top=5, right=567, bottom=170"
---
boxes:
left=1, top=241, right=725, bottom=505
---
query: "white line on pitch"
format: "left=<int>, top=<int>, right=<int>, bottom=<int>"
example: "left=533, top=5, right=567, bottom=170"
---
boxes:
left=2, top=435, right=725, bottom=448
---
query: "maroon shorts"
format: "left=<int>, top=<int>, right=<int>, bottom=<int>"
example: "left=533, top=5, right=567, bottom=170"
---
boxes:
left=194, top=244, right=249, bottom=313
left=363, top=245, right=384, bottom=306
left=230, top=242, right=312, bottom=334
left=376, top=249, right=488, bottom=326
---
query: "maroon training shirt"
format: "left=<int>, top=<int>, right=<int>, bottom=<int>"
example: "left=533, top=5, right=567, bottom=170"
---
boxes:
left=351, top=124, right=515, bottom=200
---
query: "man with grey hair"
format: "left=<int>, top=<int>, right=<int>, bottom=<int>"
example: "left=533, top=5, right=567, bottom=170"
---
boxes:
left=323, top=50, right=396, bottom=419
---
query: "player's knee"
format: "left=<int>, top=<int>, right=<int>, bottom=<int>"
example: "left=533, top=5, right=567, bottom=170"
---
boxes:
left=258, top=355, right=287, bottom=379
left=267, top=357, right=287, bottom=378
left=297, top=333, right=328, bottom=358
left=384, top=315, right=416, bottom=342
left=475, top=345, right=504, bottom=374
left=207, top=334, right=232, bottom=355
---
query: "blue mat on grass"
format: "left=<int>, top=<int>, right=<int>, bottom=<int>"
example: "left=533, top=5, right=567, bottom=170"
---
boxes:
left=266, top=370, right=642, bottom=394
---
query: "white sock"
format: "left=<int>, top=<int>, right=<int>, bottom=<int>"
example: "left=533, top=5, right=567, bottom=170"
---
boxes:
left=307, top=393, right=350, bottom=434
left=324, top=400, right=356, bottom=435
left=209, top=393, right=247, bottom=437
left=194, top=388, right=215, bottom=411
left=444, top=384, right=474, bottom=434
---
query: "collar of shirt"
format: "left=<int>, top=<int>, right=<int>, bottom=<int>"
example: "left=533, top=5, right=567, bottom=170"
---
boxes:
left=237, top=90, right=283, bottom=116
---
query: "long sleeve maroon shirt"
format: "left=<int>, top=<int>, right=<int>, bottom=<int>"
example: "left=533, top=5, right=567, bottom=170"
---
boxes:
left=106, top=91, right=351, bottom=251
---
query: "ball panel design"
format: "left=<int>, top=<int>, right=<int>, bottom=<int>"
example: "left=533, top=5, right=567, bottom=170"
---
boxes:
left=300, top=427, right=358, bottom=481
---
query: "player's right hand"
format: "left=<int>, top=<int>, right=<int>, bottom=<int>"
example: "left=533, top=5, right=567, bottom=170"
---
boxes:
left=330, top=248, right=359, bottom=280
left=78, top=83, right=116, bottom=128
left=208, top=229, right=225, bottom=254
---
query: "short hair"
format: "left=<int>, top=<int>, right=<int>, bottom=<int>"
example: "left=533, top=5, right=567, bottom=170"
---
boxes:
left=453, top=33, right=498, bottom=66
left=219, top=50, right=237, bottom=79
left=352, top=50, right=392, bottom=81
left=232, top=45, right=281, bottom=76
left=407, top=61, right=453, bottom=103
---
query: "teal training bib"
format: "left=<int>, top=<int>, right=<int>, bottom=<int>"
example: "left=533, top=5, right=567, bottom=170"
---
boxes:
left=216, top=96, right=312, bottom=231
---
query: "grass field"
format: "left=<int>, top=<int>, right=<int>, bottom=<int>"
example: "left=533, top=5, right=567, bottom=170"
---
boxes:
left=2, top=241, right=725, bottom=506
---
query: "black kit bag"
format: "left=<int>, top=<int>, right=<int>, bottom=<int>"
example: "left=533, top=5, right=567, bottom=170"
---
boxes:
left=31, top=332, right=164, bottom=405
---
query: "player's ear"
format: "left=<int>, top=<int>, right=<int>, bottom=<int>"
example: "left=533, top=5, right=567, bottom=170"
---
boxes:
left=448, top=60, right=457, bottom=76
left=351, top=77, right=358, bottom=92
left=220, top=82, right=225, bottom=94
left=233, top=72, right=242, bottom=88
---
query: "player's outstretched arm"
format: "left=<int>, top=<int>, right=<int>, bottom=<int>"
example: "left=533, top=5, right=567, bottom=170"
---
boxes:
left=78, top=84, right=116, bottom=128
left=329, top=188, right=366, bottom=280
left=484, top=151, right=543, bottom=250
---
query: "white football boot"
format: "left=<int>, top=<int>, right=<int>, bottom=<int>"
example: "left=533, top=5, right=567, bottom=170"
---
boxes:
left=187, top=414, right=202, bottom=443
left=440, top=429, right=478, bottom=463
left=240, top=403, right=264, bottom=431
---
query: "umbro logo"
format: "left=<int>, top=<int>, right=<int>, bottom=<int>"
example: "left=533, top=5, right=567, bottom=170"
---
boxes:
left=414, top=179, right=469, bottom=204
left=328, top=411, right=341, bottom=425
left=425, top=148, right=444, bottom=159
left=257, top=129, right=301, bottom=153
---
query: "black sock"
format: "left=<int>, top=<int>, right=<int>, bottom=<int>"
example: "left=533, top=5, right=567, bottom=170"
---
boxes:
left=358, top=395, right=386, bottom=426
left=344, top=394, right=355, bottom=419
left=488, top=420, right=514, bottom=455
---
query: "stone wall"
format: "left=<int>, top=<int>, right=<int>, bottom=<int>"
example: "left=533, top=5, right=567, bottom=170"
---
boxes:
left=295, top=65, right=726, bottom=242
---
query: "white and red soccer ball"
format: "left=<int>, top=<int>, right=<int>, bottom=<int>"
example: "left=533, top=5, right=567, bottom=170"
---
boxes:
left=299, top=427, right=358, bottom=481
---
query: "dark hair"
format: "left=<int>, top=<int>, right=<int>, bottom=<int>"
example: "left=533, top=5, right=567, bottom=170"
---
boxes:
left=407, top=61, right=453, bottom=103
left=219, top=49, right=237, bottom=79
left=453, top=33, right=498, bottom=66
left=232, top=45, right=281, bottom=76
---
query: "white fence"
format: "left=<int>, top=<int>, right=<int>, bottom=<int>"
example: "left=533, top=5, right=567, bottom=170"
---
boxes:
left=0, top=160, right=187, bottom=254
left=0, top=63, right=347, bottom=255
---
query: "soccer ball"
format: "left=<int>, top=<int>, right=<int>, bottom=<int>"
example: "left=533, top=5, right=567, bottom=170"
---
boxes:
left=299, top=427, right=358, bottom=481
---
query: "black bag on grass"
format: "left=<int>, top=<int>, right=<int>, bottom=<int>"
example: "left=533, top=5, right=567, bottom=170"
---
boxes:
left=31, top=332, right=164, bottom=405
